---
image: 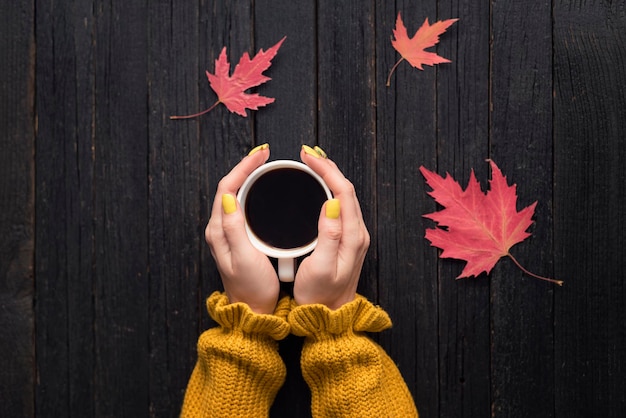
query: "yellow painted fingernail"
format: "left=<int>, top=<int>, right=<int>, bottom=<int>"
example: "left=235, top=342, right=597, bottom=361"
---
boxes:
left=222, top=194, right=237, bottom=214
left=325, top=199, right=340, bottom=219
left=314, top=146, right=328, bottom=159
left=248, top=143, right=269, bottom=156
left=302, top=145, right=320, bottom=158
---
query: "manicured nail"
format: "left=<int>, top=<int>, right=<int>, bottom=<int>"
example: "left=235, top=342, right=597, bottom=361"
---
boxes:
left=302, top=145, right=320, bottom=158
left=325, top=199, right=341, bottom=219
left=314, top=146, right=328, bottom=159
left=222, top=194, right=237, bottom=214
left=248, top=143, right=269, bottom=156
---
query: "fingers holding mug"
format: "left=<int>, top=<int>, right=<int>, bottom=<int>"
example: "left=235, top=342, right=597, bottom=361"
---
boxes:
left=297, top=146, right=370, bottom=309
left=305, top=198, right=343, bottom=275
left=300, top=146, right=369, bottom=252
left=205, top=144, right=280, bottom=314
left=300, top=146, right=365, bottom=228
left=206, top=144, right=269, bottom=258
left=210, top=144, right=270, bottom=218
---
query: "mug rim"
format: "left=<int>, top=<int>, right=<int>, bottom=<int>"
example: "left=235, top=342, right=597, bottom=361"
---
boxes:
left=237, top=160, right=332, bottom=258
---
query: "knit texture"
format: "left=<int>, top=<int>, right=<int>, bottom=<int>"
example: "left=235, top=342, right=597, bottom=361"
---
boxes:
left=180, top=292, right=290, bottom=418
left=288, top=295, right=419, bottom=418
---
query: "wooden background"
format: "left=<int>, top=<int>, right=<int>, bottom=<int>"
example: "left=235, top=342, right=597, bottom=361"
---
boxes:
left=2, top=0, right=625, bottom=416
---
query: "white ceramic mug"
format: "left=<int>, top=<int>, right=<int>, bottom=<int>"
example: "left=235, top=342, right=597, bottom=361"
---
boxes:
left=237, top=160, right=332, bottom=282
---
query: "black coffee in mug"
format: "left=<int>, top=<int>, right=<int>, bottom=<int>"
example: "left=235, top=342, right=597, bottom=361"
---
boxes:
left=244, top=168, right=328, bottom=249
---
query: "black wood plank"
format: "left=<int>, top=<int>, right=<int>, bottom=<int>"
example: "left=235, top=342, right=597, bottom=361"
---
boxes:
left=435, top=0, right=492, bottom=416
left=490, top=0, right=556, bottom=416
left=0, top=1, right=35, bottom=417
left=375, top=2, right=440, bottom=417
left=553, top=2, right=626, bottom=416
left=255, top=0, right=316, bottom=159
left=254, top=2, right=317, bottom=416
left=316, top=0, right=377, bottom=299
left=34, top=0, right=96, bottom=415
left=93, top=1, right=150, bottom=416
left=196, top=0, right=256, bottom=317
left=147, top=2, right=203, bottom=416
left=33, top=2, right=70, bottom=411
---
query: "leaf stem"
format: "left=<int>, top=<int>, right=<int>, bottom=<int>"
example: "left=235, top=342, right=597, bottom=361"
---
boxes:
left=386, top=58, right=404, bottom=87
left=507, top=253, right=564, bottom=286
left=170, top=100, right=220, bottom=120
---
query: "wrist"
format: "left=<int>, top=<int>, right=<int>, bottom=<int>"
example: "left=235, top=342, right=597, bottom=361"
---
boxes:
left=287, top=295, right=392, bottom=338
left=207, top=292, right=290, bottom=340
left=223, top=281, right=280, bottom=315
left=227, top=293, right=277, bottom=315
left=294, top=293, right=355, bottom=311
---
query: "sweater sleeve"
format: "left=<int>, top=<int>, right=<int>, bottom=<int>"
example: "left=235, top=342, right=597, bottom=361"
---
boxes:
left=288, top=295, right=418, bottom=418
left=180, top=291, right=291, bottom=418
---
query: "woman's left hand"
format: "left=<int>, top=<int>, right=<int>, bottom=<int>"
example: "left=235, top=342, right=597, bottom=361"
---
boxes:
left=204, top=145, right=280, bottom=314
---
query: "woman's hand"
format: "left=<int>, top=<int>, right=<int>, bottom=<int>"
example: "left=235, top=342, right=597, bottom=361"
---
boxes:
left=294, top=146, right=370, bottom=310
left=204, top=144, right=280, bottom=314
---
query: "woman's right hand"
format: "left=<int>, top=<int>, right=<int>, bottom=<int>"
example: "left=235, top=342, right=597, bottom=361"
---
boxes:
left=294, top=146, right=371, bottom=310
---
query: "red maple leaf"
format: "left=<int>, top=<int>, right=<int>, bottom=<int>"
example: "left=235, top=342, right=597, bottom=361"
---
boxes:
left=387, top=13, right=457, bottom=86
left=420, top=160, right=562, bottom=285
left=171, top=37, right=285, bottom=119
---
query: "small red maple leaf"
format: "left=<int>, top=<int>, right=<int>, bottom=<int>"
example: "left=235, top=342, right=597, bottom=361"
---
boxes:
left=387, top=13, right=457, bottom=86
left=420, top=160, right=563, bottom=285
left=171, top=37, right=285, bottom=119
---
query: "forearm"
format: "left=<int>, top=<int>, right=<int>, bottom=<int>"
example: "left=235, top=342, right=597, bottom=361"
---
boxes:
left=181, top=292, right=290, bottom=418
left=288, top=295, right=418, bottom=418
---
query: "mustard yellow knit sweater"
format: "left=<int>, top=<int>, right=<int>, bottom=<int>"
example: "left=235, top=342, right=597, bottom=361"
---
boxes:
left=180, top=292, right=418, bottom=418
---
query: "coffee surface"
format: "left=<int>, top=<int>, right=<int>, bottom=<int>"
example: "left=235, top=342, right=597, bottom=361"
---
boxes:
left=244, top=168, right=328, bottom=249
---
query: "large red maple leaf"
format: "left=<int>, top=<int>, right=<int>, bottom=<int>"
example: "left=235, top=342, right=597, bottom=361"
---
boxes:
left=420, top=160, right=562, bottom=285
left=171, top=37, right=285, bottom=119
left=387, top=13, right=457, bottom=86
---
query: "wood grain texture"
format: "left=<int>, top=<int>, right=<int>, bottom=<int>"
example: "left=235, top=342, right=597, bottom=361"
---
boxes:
left=92, top=1, right=150, bottom=415
left=147, top=1, right=202, bottom=415
left=490, top=0, right=556, bottom=416
left=196, top=0, right=256, bottom=316
left=436, top=0, right=492, bottom=416
left=316, top=0, right=377, bottom=300
left=0, top=1, right=35, bottom=416
left=255, top=0, right=317, bottom=159
left=0, top=0, right=623, bottom=416
left=34, top=0, right=97, bottom=415
left=553, top=2, right=626, bottom=416
left=376, top=1, right=440, bottom=417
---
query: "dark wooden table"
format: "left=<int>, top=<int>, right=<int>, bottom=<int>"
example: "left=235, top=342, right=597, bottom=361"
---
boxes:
left=2, top=0, right=625, bottom=416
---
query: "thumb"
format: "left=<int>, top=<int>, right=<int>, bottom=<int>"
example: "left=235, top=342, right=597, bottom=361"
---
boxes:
left=220, top=194, right=255, bottom=255
left=309, top=199, right=342, bottom=266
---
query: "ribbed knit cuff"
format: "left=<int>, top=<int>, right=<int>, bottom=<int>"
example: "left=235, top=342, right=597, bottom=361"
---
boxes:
left=207, top=291, right=291, bottom=341
left=287, top=295, right=392, bottom=338
left=286, top=296, right=418, bottom=418
left=181, top=292, right=291, bottom=417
